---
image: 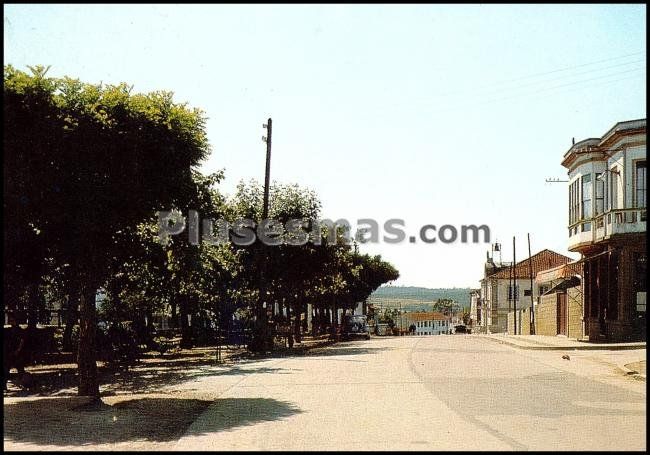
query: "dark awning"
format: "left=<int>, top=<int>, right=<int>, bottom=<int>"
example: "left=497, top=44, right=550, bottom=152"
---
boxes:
left=545, top=276, right=581, bottom=294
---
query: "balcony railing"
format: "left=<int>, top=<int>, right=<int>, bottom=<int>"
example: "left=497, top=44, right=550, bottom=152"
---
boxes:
left=569, top=208, right=646, bottom=249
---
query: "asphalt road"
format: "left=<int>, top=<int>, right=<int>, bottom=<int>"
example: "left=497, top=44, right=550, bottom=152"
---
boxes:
left=174, top=335, right=646, bottom=451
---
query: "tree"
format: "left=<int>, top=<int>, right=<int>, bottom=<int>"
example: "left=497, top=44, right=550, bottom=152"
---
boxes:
left=4, top=65, right=210, bottom=397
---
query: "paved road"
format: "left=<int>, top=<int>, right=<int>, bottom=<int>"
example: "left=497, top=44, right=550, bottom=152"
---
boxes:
left=174, top=335, right=646, bottom=451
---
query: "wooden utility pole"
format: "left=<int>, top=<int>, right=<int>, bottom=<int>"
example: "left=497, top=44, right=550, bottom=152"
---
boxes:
left=262, top=118, right=272, bottom=219
left=253, top=118, right=273, bottom=352
left=527, top=233, right=535, bottom=335
left=508, top=246, right=513, bottom=327
left=513, top=236, right=517, bottom=335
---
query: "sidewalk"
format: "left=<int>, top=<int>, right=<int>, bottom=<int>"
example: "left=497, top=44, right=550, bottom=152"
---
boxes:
left=478, top=333, right=646, bottom=351
left=478, top=334, right=646, bottom=380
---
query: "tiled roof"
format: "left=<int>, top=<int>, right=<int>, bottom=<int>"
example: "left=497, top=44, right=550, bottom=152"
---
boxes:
left=404, top=312, right=447, bottom=322
left=535, top=261, right=583, bottom=283
left=487, top=249, right=573, bottom=280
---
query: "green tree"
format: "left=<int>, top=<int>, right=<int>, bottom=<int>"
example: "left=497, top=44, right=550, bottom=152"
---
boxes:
left=4, top=65, right=210, bottom=397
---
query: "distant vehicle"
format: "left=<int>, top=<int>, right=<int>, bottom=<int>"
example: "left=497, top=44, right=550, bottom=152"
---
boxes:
left=341, top=315, right=370, bottom=340
left=454, top=325, right=468, bottom=334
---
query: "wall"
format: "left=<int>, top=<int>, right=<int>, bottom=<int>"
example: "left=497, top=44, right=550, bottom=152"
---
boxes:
left=490, top=278, right=542, bottom=332
left=535, top=293, right=558, bottom=336
left=566, top=286, right=584, bottom=339
left=506, top=309, right=532, bottom=335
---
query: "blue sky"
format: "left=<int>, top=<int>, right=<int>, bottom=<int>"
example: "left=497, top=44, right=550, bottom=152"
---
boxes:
left=4, top=4, right=646, bottom=288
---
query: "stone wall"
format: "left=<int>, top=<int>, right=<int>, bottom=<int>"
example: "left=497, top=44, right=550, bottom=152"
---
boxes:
left=566, top=286, right=584, bottom=339
left=535, top=293, right=558, bottom=336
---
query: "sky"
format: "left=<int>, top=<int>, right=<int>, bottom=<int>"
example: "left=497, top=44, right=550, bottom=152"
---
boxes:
left=4, top=4, right=646, bottom=288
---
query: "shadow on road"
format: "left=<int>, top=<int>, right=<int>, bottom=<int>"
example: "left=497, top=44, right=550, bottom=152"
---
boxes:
left=5, top=341, right=382, bottom=398
left=4, top=357, right=300, bottom=397
left=3, top=396, right=301, bottom=446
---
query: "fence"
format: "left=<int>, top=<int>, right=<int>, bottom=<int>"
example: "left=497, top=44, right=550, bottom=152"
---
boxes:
left=528, top=286, right=584, bottom=339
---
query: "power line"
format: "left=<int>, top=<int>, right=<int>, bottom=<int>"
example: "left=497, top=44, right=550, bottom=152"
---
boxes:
left=371, top=51, right=646, bottom=114
left=450, top=58, right=645, bottom=102
left=375, top=66, right=645, bottom=119
left=474, top=50, right=646, bottom=87
left=474, top=66, right=645, bottom=107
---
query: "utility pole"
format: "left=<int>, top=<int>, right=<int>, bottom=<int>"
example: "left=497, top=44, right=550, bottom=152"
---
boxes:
left=262, top=118, right=272, bottom=219
left=508, top=248, right=513, bottom=332
left=252, top=118, right=273, bottom=352
left=527, top=233, right=535, bottom=335
left=513, top=236, right=517, bottom=335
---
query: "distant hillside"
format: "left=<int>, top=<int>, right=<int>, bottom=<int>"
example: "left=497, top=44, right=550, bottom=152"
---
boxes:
left=368, top=286, right=472, bottom=312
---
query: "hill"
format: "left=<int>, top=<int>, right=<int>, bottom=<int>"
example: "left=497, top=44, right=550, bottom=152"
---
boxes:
left=368, top=286, right=472, bottom=312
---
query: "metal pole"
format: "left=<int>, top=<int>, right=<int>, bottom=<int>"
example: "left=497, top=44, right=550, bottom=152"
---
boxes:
left=527, top=233, right=535, bottom=335
left=262, top=118, right=272, bottom=220
left=508, top=247, right=513, bottom=332
left=513, top=236, right=517, bottom=335
left=255, top=118, right=272, bottom=351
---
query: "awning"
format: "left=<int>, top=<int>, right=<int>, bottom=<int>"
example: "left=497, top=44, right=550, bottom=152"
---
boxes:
left=535, top=261, right=582, bottom=283
left=544, top=275, right=581, bottom=294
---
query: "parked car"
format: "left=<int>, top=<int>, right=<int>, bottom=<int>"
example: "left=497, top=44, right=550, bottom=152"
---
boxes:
left=341, top=315, right=370, bottom=340
left=454, top=324, right=468, bottom=334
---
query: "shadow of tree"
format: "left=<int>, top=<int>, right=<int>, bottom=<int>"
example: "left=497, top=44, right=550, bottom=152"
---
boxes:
left=302, top=345, right=393, bottom=358
left=3, top=397, right=301, bottom=446
left=5, top=341, right=377, bottom=397
left=4, top=356, right=299, bottom=397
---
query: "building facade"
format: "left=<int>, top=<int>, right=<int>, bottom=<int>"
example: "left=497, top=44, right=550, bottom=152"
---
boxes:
left=469, top=289, right=482, bottom=330
left=480, top=249, right=574, bottom=333
left=534, top=261, right=584, bottom=339
left=403, top=312, right=450, bottom=335
left=561, top=118, right=646, bottom=341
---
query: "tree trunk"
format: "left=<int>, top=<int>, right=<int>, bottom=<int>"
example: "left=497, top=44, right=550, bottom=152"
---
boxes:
left=170, top=297, right=177, bottom=328
left=293, top=302, right=302, bottom=344
left=179, top=296, right=193, bottom=349
left=286, top=299, right=293, bottom=347
left=62, top=285, right=79, bottom=352
left=77, top=283, right=99, bottom=397
left=332, top=297, right=337, bottom=338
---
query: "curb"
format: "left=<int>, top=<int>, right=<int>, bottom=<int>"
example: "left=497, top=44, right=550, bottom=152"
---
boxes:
left=482, top=336, right=646, bottom=351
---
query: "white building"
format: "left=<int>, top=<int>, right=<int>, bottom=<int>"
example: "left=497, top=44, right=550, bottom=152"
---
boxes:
left=403, top=312, right=450, bottom=335
left=480, top=249, right=574, bottom=333
left=561, top=118, right=646, bottom=341
left=469, top=289, right=481, bottom=330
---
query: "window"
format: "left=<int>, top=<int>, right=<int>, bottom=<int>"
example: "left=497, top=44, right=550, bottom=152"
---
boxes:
left=595, top=173, right=604, bottom=215
left=524, top=289, right=532, bottom=297
left=636, top=161, right=646, bottom=208
left=569, top=179, right=580, bottom=225
left=539, top=284, right=550, bottom=295
left=508, top=284, right=519, bottom=301
left=581, top=174, right=592, bottom=219
left=610, top=167, right=620, bottom=210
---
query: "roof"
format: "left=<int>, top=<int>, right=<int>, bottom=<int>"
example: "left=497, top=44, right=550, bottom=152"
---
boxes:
left=562, top=118, right=646, bottom=167
left=486, top=249, right=573, bottom=280
left=599, top=118, right=646, bottom=146
left=403, top=312, right=447, bottom=322
left=535, top=261, right=583, bottom=283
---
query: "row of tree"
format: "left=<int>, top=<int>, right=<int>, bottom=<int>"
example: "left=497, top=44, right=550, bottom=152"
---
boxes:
left=3, top=65, right=399, bottom=397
